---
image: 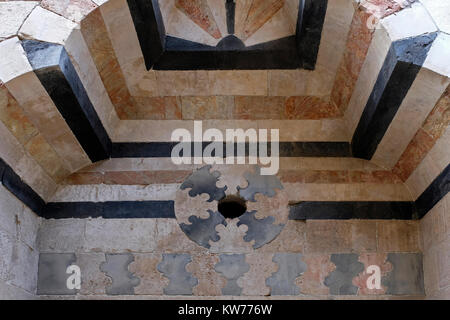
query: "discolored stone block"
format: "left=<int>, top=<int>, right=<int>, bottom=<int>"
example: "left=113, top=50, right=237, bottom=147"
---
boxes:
left=324, top=253, right=364, bottom=295
left=266, top=253, right=307, bottom=295
left=157, top=253, right=198, bottom=295
left=37, top=253, right=78, bottom=295
left=214, top=254, right=250, bottom=296
left=100, top=253, right=140, bottom=295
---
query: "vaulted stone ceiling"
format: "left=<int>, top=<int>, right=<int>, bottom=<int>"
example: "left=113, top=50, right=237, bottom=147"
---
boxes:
left=0, top=0, right=449, bottom=300
left=0, top=0, right=448, bottom=221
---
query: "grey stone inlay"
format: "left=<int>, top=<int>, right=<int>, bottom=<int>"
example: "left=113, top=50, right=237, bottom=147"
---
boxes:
left=37, top=253, right=77, bottom=295
left=266, top=253, right=307, bottom=295
left=324, top=253, right=364, bottom=295
left=181, top=165, right=227, bottom=202
left=237, top=211, right=284, bottom=249
left=383, top=253, right=424, bottom=295
left=100, top=253, right=140, bottom=295
left=238, top=166, right=283, bottom=202
left=157, top=253, right=198, bottom=295
left=180, top=210, right=227, bottom=248
left=214, top=254, right=250, bottom=296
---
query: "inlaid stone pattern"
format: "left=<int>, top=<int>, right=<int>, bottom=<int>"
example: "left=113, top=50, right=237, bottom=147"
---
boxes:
left=174, top=165, right=289, bottom=251
left=35, top=251, right=426, bottom=297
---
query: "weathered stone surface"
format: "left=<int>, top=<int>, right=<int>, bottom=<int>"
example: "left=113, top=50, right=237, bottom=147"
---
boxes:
left=237, top=211, right=284, bottom=249
left=383, top=253, right=425, bottom=295
left=186, top=253, right=225, bottom=296
left=324, top=253, right=364, bottom=295
left=37, top=253, right=77, bottom=295
left=129, top=253, right=168, bottom=295
left=77, top=252, right=111, bottom=296
left=238, top=253, right=277, bottom=296
left=100, top=253, right=140, bottom=295
left=353, top=253, right=393, bottom=296
left=175, top=0, right=222, bottom=39
left=238, top=166, right=283, bottom=202
left=37, top=219, right=85, bottom=253
left=157, top=253, right=198, bottom=295
left=266, top=253, right=307, bottom=295
left=180, top=210, right=226, bottom=249
left=0, top=2, right=38, bottom=40
left=181, top=165, right=227, bottom=202
left=297, top=254, right=334, bottom=295
left=214, top=254, right=249, bottom=295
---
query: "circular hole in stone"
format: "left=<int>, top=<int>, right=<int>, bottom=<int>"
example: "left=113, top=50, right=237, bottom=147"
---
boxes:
left=218, top=195, right=247, bottom=219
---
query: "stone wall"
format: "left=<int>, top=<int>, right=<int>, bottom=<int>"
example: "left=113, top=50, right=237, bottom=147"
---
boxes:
left=36, top=217, right=424, bottom=299
left=0, top=185, right=40, bottom=299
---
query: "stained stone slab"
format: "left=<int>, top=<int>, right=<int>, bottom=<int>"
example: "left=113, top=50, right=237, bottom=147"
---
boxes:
left=324, top=253, right=365, bottom=295
left=180, top=210, right=226, bottom=248
left=100, top=253, right=140, bottom=295
left=37, top=253, right=78, bottom=295
left=238, top=166, right=283, bottom=202
left=383, top=253, right=424, bottom=295
left=181, top=165, right=227, bottom=202
left=158, top=253, right=198, bottom=295
left=214, top=254, right=250, bottom=296
left=237, top=211, right=284, bottom=249
left=266, top=253, right=307, bottom=295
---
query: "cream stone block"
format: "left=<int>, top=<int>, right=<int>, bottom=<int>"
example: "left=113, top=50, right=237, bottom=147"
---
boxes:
left=428, top=127, right=450, bottom=170
left=372, top=69, right=450, bottom=169
left=83, top=218, right=157, bottom=253
left=0, top=37, right=33, bottom=84
left=164, top=1, right=220, bottom=46
left=0, top=2, right=39, bottom=40
left=381, top=2, right=437, bottom=41
left=0, top=120, right=57, bottom=201
left=257, top=119, right=349, bottom=142
left=209, top=71, right=268, bottom=96
left=65, top=28, right=120, bottom=137
left=423, top=33, right=450, bottom=78
left=100, top=0, right=147, bottom=95
left=50, top=184, right=179, bottom=202
left=406, top=152, right=443, bottom=200
left=207, top=0, right=228, bottom=37
left=244, top=7, right=295, bottom=47
left=6, top=72, right=91, bottom=172
left=285, top=182, right=412, bottom=202
left=19, top=6, right=77, bottom=45
left=315, top=0, right=354, bottom=77
left=305, top=65, right=336, bottom=98
left=420, top=0, right=450, bottom=34
left=345, top=26, right=391, bottom=135
left=268, top=70, right=309, bottom=96
left=156, top=71, right=210, bottom=96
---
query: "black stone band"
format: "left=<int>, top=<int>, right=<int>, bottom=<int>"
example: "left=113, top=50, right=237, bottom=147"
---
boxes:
left=352, top=33, right=437, bottom=160
left=289, top=201, right=415, bottom=220
left=21, top=40, right=112, bottom=163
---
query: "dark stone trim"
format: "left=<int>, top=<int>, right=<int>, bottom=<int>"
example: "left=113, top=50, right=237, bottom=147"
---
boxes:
left=127, top=0, right=328, bottom=70
left=351, top=33, right=437, bottom=160
left=126, top=0, right=165, bottom=70
left=111, top=142, right=352, bottom=158
left=296, top=0, right=328, bottom=69
left=0, top=156, right=446, bottom=220
left=226, top=0, right=236, bottom=35
left=21, top=40, right=112, bottom=163
left=0, top=158, right=45, bottom=215
left=415, top=164, right=449, bottom=219
left=289, top=201, right=415, bottom=220
left=43, top=201, right=175, bottom=219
